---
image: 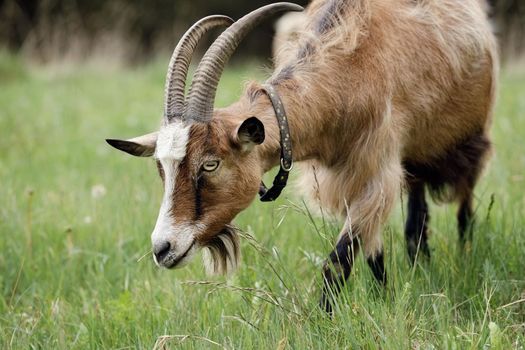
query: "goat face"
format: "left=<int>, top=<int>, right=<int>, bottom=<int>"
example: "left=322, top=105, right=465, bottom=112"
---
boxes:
left=107, top=3, right=302, bottom=274
left=107, top=115, right=265, bottom=274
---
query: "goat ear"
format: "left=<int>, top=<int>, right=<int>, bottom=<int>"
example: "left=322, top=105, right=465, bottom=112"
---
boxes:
left=235, top=117, right=265, bottom=151
left=106, top=132, right=158, bottom=157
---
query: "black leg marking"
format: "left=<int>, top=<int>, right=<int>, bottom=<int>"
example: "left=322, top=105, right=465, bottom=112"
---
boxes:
left=457, top=194, right=474, bottom=243
left=403, top=131, right=490, bottom=253
left=454, top=133, right=488, bottom=245
left=319, top=234, right=359, bottom=314
left=405, top=182, right=430, bottom=264
left=367, top=252, right=386, bottom=286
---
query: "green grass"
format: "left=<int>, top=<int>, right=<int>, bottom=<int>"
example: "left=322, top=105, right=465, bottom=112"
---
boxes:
left=1, top=52, right=524, bottom=349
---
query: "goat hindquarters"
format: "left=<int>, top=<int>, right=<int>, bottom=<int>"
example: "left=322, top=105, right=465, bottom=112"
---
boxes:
left=403, top=130, right=491, bottom=247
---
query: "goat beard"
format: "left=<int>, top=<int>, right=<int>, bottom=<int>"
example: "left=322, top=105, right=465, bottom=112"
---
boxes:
left=202, top=224, right=241, bottom=276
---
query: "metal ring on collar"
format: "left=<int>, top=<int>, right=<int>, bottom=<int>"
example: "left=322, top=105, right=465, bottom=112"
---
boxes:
left=281, top=158, right=293, bottom=172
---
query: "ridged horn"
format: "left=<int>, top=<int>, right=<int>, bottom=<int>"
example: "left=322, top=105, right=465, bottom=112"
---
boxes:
left=185, top=3, right=303, bottom=122
left=164, top=15, right=234, bottom=122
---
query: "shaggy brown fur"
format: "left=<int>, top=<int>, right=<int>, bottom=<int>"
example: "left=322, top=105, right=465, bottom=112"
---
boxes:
left=218, top=0, right=498, bottom=253
left=209, top=0, right=497, bottom=306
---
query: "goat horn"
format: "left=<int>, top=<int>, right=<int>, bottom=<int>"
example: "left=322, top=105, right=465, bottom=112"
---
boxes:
left=185, top=2, right=303, bottom=122
left=164, top=15, right=234, bottom=122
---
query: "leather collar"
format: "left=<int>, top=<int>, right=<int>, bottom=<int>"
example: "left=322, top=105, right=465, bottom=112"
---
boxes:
left=258, top=83, right=293, bottom=202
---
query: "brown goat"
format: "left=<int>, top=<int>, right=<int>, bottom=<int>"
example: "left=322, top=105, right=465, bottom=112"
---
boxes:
left=107, top=0, right=498, bottom=312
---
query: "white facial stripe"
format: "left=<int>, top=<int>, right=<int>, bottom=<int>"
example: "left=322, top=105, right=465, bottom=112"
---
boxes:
left=152, top=157, right=180, bottom=246
left=155, top=121, right=191, bottom=160
left=152, top=121, right=194, bottom=254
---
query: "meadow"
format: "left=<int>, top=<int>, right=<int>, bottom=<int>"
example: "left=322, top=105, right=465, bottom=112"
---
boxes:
left=1, top=52, right=524, bottom=349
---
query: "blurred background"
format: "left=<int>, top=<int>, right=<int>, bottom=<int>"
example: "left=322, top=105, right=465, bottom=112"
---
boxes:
left=0, top=0, right=523, bottom=65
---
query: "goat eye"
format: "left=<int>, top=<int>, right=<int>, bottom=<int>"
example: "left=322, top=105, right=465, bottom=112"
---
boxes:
left=202, top=160, right=220, bottom=172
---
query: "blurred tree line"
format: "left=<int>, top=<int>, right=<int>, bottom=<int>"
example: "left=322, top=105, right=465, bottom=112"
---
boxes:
left=0, top=0, right=523, bottom=64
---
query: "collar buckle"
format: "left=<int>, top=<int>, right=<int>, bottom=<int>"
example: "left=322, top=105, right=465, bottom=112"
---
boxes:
left=280, top=158, right=293, bottom=172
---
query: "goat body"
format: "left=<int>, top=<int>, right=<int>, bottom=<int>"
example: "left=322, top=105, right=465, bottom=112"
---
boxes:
left=224, top=0, right=497, bottom=309
left=230, top=0, right=496, bottom=253
left=108, top=0, right=497, bottom=312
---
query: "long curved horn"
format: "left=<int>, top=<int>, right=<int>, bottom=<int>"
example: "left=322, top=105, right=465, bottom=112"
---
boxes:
left=164, top=15, right=234, bottom=122
left=185, top=3, right=303, bottom=122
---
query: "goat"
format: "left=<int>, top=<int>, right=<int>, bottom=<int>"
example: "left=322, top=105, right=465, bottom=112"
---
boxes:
left=107, top=0, right=498, bottom=312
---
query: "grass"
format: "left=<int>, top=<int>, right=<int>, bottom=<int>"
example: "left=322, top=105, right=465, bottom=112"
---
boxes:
left=1, top=51, right=524, bottom=349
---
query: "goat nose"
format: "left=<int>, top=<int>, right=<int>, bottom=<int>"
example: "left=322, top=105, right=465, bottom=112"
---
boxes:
left=153, top=241, right=171, bottom=263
